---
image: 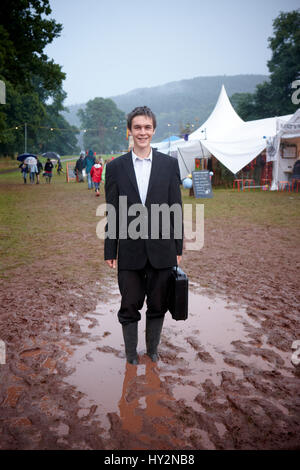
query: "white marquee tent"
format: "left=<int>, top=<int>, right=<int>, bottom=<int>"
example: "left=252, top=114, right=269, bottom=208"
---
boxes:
left=156, top=85, right=299, bottom=189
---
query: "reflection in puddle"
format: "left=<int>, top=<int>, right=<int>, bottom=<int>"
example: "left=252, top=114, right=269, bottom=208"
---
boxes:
left=63, top=285, right=294, bottom=449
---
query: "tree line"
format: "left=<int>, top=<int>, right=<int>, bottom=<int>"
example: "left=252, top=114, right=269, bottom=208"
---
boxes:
left=0, top=0, right=80, bottom=156
left=1, top=3, right=298, bottom=156
left=0, top=0, right=127, bottom=157
left=77, top=7, right=300, bottom=149
left=231, top=10, right=300, bottom=120
left=77, top=98, right=127, bottom=154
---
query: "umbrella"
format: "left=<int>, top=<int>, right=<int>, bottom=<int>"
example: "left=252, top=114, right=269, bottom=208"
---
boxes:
left=24, top=156, right=37, bottom=165
left=42, top=152, right=60, bottom=160
left=17, top=153, right=37, bottom=162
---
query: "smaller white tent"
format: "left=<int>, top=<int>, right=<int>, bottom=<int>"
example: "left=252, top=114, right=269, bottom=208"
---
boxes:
left=269, top=109, right=300, bottom=190
left=151, top=135, right=181, bottom=154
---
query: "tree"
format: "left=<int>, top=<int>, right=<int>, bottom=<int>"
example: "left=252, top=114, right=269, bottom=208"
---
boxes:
left=0, top=0, right=64, bottom=97
left=268, top=9, right=300, bottom=108
left=78, top=98, right=127, bottom=153
left=231, top=9, right=300, bottom=120
left=1, top=81, right=45, bottom=154
left=0, top=1, right=78, bottom=155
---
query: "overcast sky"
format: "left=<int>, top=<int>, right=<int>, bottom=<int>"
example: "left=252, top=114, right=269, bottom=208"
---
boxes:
left=45, top=0, right=299, bottom=105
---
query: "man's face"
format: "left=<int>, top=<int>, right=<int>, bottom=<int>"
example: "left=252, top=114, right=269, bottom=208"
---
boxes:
left=129, top=115, right=155, bottom=151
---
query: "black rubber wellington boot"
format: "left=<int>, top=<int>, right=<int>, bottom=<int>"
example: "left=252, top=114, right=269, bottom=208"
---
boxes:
left=122, top=322, right=139, bottom=365
left=146, top=316, right=164, bottom=362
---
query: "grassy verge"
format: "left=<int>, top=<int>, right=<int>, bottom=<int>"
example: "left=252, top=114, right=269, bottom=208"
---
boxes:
left=0, top=169, right=99, bottom=276
left=0, top=171, right=299, bottom=279
left=0, top=157, right=20, bottom=171
left=182, top=187, right=300, bottom=227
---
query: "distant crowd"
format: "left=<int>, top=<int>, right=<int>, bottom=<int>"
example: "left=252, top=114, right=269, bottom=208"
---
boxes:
left=19, top=157, right=63, bottom=184
left=19, top=150, right=114, bottom=195
left=74, top=150, right=114, bottom=196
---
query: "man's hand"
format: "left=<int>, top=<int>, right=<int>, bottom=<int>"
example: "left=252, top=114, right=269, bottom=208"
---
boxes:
left=177, top=255, right=182, bottom=265
left=106, top=259, right=116, bottom=269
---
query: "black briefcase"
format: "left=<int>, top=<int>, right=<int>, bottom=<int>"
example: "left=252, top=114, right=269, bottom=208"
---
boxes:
left=168, top=266, right=189, bottom=321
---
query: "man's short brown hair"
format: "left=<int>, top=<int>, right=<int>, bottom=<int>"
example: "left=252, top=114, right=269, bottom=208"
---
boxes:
left=127, top=106, right=157, bottom=131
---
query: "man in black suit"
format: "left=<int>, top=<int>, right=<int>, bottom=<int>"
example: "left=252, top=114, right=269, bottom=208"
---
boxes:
left=105, top=106, right=183, bottom=365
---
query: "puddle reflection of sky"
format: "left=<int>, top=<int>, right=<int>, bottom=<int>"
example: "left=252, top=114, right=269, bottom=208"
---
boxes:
left=63, top=285, right=293, bottom=443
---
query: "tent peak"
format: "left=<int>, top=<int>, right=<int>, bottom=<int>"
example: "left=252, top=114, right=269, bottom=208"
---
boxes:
left=189, top=85, right=244, bottom=141
left=213, top=85, right=244, bottom=122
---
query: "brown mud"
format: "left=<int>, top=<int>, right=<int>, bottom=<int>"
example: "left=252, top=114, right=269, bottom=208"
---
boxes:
left=0, top=205, right=299, bottom=450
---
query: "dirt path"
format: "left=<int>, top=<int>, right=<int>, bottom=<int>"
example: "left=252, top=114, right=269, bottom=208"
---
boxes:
left=0, top=182, right=299, bottom=450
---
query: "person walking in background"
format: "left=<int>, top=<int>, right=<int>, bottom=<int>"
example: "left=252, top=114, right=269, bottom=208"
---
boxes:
left=90, top=159, right=103, bottom=197
left=84, top=149, right=95, bottom=189
left=75, top=151, right=85, bottom=182
left=28, top=160, right=38, bottom=184
left=105, top=106, right=183, bottom=365
left=44, top=158, right=53, bottom=183
left=36, top=156, right=43, bottom=184
left=56, top=159, right=64, bottom=175
left=19, top=162, right=28, bottom=184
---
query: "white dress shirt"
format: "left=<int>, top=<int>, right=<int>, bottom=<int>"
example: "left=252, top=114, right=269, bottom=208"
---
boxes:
left=132, top=149, right=152, bottom=205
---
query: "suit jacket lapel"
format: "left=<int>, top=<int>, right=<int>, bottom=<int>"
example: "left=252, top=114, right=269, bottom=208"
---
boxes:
left=145, top=149, right=160, bottom=206
left=122, top=151, right=141, bottom=203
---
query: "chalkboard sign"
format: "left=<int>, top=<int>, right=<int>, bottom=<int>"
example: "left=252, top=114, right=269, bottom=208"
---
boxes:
left=66, top=163, right=77, bottom=182
left=192, top=170, right=213, bottom=198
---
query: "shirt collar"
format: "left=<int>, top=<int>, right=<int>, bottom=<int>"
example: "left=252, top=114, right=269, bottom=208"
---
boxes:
left=132, top=148, right=152, bottom=163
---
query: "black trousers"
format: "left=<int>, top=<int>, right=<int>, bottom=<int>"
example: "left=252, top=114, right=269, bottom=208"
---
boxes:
left=117, top=261, right=172, bottom=325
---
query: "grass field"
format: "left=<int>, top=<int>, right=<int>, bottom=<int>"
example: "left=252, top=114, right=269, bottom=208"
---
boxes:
left=182, top=187, right=300, bottom=226
left=1, top=162, right=299, bottom=279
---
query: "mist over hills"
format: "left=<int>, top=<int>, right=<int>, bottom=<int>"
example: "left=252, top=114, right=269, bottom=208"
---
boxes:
left=62, top=74, right=267, bottom=142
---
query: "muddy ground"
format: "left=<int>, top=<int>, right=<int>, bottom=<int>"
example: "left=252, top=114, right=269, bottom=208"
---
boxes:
left=0, top=185, right=299, bottom=450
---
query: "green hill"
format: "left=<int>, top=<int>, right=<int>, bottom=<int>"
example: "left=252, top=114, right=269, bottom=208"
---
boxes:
left=62, top=74, right=267, bottom=142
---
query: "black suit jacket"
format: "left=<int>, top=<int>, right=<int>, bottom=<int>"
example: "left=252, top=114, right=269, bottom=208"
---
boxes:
left=104, top=149, right=183, bottom=270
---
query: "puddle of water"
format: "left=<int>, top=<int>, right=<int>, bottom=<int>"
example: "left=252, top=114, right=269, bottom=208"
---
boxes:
left=62, top=284, right=294, bottom=447
left=172, top=384, right=204, bottom=413
left=159, top=291, right=282, bottom=387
